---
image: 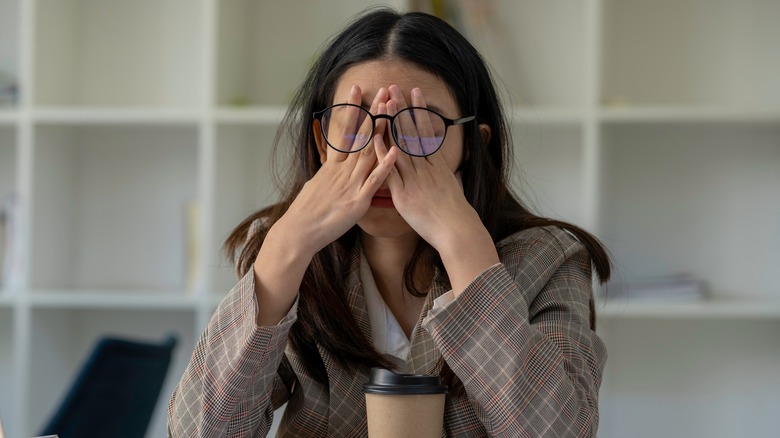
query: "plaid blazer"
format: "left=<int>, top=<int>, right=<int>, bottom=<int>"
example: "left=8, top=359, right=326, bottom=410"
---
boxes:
left=168, top=225, right=607, bottom=437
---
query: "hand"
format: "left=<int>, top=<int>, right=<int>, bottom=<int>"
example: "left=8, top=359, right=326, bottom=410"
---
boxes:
left=374, top=85, right=500, bottom=293
left=374, top=85, right=482, bottom=252
left=277, top=85, right=398, bottom=257
left=252, top=85, right=398, bottom=325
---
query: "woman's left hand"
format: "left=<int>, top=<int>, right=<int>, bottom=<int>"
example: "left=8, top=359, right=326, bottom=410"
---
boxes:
left=374, top=86, right=500, bottom=291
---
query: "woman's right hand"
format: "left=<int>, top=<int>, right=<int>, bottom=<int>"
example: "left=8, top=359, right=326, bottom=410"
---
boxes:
left=251, top=85, right=397, bottom=325
left=277, top=85, right=397, bottom=257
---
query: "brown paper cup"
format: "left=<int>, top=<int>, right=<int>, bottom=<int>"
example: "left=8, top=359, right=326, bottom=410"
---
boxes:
left=363, top=368, right=448, bottom=438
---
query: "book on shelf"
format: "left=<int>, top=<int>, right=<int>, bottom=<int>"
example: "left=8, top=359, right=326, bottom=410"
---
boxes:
left=183, top=200, right=201, bottom=294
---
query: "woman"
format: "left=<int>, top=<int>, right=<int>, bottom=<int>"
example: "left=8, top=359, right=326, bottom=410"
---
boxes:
left=168, top=8, right=610, bottom=437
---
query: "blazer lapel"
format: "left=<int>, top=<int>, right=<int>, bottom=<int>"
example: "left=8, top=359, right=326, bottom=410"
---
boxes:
left=343, top=242, right=373, bottom=344
left=319, top=242, right=372, bottom=437
left=406, top=267, right=449, bottom=375
left=317, top=342, right=371, bottom=437
left=316, top=245, right=452, bottom=435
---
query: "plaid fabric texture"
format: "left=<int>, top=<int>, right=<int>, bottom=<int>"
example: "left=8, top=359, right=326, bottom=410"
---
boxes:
left=168, top=225, right=607, bottom=437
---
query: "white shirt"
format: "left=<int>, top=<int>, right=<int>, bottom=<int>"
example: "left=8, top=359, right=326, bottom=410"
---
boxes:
left=360, top=249, right=459, bottom=364
left=360, top=250, right=411, bottom=363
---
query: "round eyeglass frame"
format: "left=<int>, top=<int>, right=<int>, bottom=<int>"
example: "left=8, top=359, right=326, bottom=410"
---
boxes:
left=312, top=103, right=476, bottom=157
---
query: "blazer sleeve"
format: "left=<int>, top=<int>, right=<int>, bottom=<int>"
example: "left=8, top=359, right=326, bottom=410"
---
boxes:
left=167, top=265, right=298, bottom=437
left=422, top=227, right=607, bottom=437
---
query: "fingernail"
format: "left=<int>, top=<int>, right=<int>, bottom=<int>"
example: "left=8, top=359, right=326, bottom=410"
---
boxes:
left=412, top=88, right=422, bottom=98
left=350, top=85, right=359, bottom=95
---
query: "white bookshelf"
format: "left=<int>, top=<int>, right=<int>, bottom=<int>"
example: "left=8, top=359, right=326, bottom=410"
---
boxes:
left=0, top=1, right=778, bottom=437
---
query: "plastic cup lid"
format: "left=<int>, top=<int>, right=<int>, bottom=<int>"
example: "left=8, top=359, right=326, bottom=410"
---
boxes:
left=363, top=368, right=448, bottom=395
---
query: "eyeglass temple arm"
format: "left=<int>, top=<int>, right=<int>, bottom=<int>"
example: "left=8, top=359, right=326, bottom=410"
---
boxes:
left=451, top=115, right=476, bottom=125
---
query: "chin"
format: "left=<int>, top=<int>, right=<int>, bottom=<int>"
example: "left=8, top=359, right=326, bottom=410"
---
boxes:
left=357, top=208, right=416, bottom=239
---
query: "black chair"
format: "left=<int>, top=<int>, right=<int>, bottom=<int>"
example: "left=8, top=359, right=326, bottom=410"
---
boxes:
left=39, top=335, right=178, bottom=438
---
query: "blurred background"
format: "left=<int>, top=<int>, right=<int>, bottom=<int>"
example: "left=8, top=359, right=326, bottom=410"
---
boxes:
left=0, top=0, right=778, bottom=437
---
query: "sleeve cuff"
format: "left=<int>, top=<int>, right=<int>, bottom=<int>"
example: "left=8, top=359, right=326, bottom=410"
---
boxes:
left=430, top=262, right=503, bottom=310
left=432, top=290, right=456, bottom=309
left=423, top=262, right=528, bottom=332
left=216, top=268, right=298, bottom=357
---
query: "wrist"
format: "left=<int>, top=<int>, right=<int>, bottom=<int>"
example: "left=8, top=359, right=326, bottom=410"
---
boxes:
left=255, top=222, right=316, bottom=283
left=252, top=221, right=315, bottom=326
left=266, top=217, right=319, bottom=261
left=437, top=223, right=499, bottom=295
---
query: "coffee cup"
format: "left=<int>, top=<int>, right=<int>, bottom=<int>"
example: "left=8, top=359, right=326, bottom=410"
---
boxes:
left=363, top=368, right=448, bottom=438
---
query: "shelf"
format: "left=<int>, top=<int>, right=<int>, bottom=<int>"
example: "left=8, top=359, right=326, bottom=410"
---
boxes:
left=28, top=290, right=199, bottom=310
left=601, top=0, right=780, bottom=108
left=0, top=110, right=17, bottom=124
left=599, top=316, right=780, bottom=438
left=33, top=0, right=203, bottom=107
left=215, top=0, right=396, bottom=106
left=0, top=2, right=776, bottom=438
left=32, top=108, right=201, bottom=125
left=214, top=106, right=286, bottom=125
left=0, top=293, right=16, bottom=306
left=30, top=124, right=199, bottom=291
left=509, top=107, right=583, bottom=125
left=510, top=123, right=585, bottom=225
left=454, top=1, right=586, bottom=108
left=212, top=124, right=280, bottom=292
left=599, top=123, right=780, bottom=299
left=599, top=106, right=780, bottom=124
left=213, top=106, right=585, bottom=126
left=600, top=297, right=780, bottom=319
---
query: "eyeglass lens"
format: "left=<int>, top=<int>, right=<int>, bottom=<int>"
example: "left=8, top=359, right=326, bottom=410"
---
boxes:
left=321, top=105, right=373, bottom=153
left=321, top=106, right=447, bottom=156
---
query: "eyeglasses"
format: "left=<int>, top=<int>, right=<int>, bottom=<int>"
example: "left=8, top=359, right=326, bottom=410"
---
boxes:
left=313, top=103, right=475, bottom=157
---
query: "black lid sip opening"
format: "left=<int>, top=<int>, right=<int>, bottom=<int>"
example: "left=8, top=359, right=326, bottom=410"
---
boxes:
left=363, top=368, right=448, bottom=395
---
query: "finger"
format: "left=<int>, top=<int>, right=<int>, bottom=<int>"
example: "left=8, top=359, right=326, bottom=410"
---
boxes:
left=373, top=103, right=389, bottom=161
left=360, top=144, right=399, bottom=197
left=386, top=99, right=415, bottom=179
left=422, top=130, right=450, bottom=168
left=350, top=88, right=389, bottom=176
left=327, top=85, right=364, bottom=162
left=388, top=86, right=422, bottom=156
left=374, top=97, right=389, bottom=139
left=350, top=86, right=388, bottom=164
left=410, top=88, right=439, bottom=156
left=373, top=132, right=388, bottom=163
left=355, top=87, right=388, bottom=159
left=389, top=98, right=428, bottom=175
left=373, top=135, right=404, bottom=193
left=407, top=87, right=450, bottom=168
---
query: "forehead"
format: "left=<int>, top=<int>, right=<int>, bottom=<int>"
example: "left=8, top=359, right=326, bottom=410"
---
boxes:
left=333, top=60, right=457, bottom=109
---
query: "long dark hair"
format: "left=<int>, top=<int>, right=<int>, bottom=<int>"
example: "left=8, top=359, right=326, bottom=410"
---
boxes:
left=225, top=8, right=611, bottom=385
